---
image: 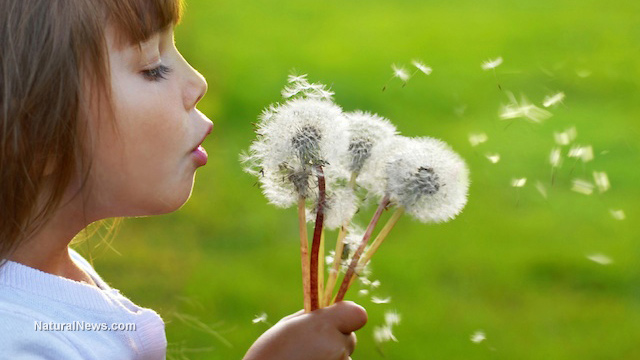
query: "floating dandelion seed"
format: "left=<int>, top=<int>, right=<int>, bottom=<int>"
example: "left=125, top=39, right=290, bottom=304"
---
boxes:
left=359, top=289, right=370, bottom=296
left=485, top=153, right=501, bottom=164
left=550, top=147, right=562, bottom=168
left=252, top=313, right=269, bottom=324
left=383, top=137, right=470, bottom=223
left=371, top=296, right=392, bottom=304
left=384, top=311, right=401, bottom=326
left=587, top=253, right=613, bottom=265
left=543, top=92, right=565, bottom=107
left=554, top=126, right=577, bottom=146
left=568, top=145, right=594, bottom=163
left=373, top=325, right=398, bottom=343
left=610, top=209, right=626, bottom=220
left=500, top=93, right=552, bottom=123
left=481, top=57, right=503, bottom=70
left=370, top=280, right=381, bottom=289
left=535, top=180, right=548, bottom=199
left=471, top=330, right=486, bottom=343
left=282, top=74, right=334, bottom=100
left=593, top=171, right=610, bottom=193
left=411, top=60, right=432, bottom=75
left=468, top=132, right=488, bottom=147
left=571, top=179, right=594, bottom=195
left=511, top=178, right=527, bottom=187
left=392, top=64, right=411, bottom=82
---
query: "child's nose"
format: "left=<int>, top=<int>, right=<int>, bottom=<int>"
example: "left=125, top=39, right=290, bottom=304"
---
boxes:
left=183, top=65, right=208, bottom=110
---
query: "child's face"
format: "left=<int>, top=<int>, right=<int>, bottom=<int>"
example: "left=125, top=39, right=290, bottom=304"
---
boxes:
left=83, top=26, right=212, bottom=218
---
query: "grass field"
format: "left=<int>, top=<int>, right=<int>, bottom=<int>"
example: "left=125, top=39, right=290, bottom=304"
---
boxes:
left=74, top=0, right=640, bottom=358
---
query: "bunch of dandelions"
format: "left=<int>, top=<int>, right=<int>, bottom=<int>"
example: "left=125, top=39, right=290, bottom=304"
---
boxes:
left=241, top=74, right=470, bottom=312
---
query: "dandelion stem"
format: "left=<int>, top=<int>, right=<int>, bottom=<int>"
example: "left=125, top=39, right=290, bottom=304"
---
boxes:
left=318, top=229, right=325, bottom=308
left=297, top=196, right=311, bottom=313
left=309, top=165, right=326, bottom=311
left=334, top=193, right=390, bottom=303
left=358, top=207, right=405, bottom=270
left=323, top=172, right=358, bottom=306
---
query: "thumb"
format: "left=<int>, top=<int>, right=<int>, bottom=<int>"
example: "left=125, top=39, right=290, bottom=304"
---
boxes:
left=324, top=301, right=368, bottom=334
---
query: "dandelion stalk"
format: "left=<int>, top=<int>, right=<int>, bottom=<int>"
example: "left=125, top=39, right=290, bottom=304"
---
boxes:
left=309, top=165, right=327, bottom=311
left=358, top=207, right=405, bottom=270
left=318, top=229, right=326, bottom=308
left=334, top=193, right=391, bottom=303
left=323, top=172, right=358, bottom=306
left=297, top=196, right=311, bottom=313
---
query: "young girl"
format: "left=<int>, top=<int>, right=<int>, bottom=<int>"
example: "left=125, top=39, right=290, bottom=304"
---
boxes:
left=0, top=0, right=367, bottom=359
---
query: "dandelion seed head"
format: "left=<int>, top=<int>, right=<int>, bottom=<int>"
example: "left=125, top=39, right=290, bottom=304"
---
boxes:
left=571, top=178, right=594, bottom=195
left=383, top=137, right=469, bottom=223
left=412, top=60, right=432, bottom=75
left=593, top=171, right=610, bottom=193
left=587, top=253, right=613, bottom=265
left=511, top=178, right=527, bottom=187
left=485, top=153, right=501, bottom=164
left=343, top=111, right=398, bottom=175
left=543, top=92, right=565, bottom=107
left=313, top=186, right=359, bottom=230
left=481, top=56, right=503, bottom=70
left=392, top=64, right=410, bottom=82
left=610, top=209, right=626, bottom=220
left=468, top=132, right=488, bottom=147
left=471, top=330, right=486, bottom=343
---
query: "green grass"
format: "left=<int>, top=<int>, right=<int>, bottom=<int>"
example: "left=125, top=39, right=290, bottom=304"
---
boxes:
left=74, top=0, right=640, bottom=358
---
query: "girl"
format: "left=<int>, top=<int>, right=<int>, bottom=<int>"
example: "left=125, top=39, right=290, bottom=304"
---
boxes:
left=0, top=0, right=367, bottom=359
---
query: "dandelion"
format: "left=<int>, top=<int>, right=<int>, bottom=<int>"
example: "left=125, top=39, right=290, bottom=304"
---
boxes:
left=543, top=92, right=565, bottom=107
left=342, top=111, right=398, bottom=176
left=468, top=132, right=488, bottom=147
left=554, top=126, right=577, bottom=145
left=481, top=57, right=503, bottom=70
left=485, top=153, right=500, bottom=164
left=392, top=64, right=411, bottom=82
left=593, top=171, right=610, bottom=193
left=470, top=330, right=486, bottom=343
left=610, top=209, right=625, bottom=220
left=511, top=178, right=527, bottom=187
left=571, top=179, right=594, bottom=195
left=500, top=93, right=552, bottom=123
left=371, top=296, right=392, bottom=304
left=587, top=253, right=613, bottom=265
left=411, top=60, right=432, bottom=75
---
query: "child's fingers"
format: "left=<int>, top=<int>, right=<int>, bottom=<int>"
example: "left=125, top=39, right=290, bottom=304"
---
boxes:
left=325, top=301, right=368, bottom=334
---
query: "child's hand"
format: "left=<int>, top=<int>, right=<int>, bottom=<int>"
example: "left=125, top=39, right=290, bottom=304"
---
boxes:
left=243, top=301, right=368, bottom=360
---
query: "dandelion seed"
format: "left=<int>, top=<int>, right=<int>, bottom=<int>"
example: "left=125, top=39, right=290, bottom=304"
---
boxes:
left=392, top=64, right=411, bottom=82
left=610, top=209, right=625, bottom=220
left=511, top=178, right=527, bottom=187
left=554, top=126, right=577, bottom=145
left=571, top=179, right=594, bottom=195
left=468, top=132, right=488, bottom=147
left=371, top=296, right=392, bottom=304
left=252, top=313, right=268, bottom=324
left=370, top=280, right=381, bottom=288
left=384, top=311, right=401, bottom=326
left=500, top=94, right=552, bottom=123
left=535, top=180, right=547, bottom=199
left=411, top=60, right=432, bottom=75
left=568, top=145, right=593, bottom=163
left=282, top=74, right=334, bottom=100
left=359, top=289, right=370, bottom=296
left=485, top=153, right=500, bottom=164
left=543, top=92, right=565, bottom=107
left=470, top=330, right=486, bottom=343
left=593, top=171, right=610, bottom=193
left=576, top=69, right=592, bottom=78
left=587, top=253, right=613, bottom=265
left=382, top=137, right=470, bottom=223
left=481, top=57, right=503, bottom=70
left=550, top=147, right=562, bottom=168
left=373, top=325, right=398, bottom=343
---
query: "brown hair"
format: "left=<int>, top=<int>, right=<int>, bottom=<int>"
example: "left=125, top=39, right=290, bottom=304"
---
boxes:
left=0, top=0, right=183, bottom=264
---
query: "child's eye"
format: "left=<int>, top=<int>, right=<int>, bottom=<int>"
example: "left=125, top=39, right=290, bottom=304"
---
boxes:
left=141, top=64, right=172, bottom=81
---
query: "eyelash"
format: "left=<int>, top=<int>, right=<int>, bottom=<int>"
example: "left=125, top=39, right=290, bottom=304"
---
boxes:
left=141, top=64, right=172, bottom=81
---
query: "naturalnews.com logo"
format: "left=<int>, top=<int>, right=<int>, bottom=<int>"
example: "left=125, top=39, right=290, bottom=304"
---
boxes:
left=34, top=321, right=136, bottom=332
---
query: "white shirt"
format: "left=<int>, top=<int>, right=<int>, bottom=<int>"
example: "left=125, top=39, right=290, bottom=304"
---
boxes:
left=0, top=248, right=167, bottom=359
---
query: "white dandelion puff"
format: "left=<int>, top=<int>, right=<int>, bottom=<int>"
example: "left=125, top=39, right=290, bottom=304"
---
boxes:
left=382, top=137, right=470, bottom=223
left=468, top=132, right=488, bottom=147
left=554, top=126, right=577, bottom=145
left=371, top=296, right=392, bottom=304
left=252, top=313, right=268, bottom=324
left=485, top=153, right=500, bottom=164
left=550, top=147, right=562, bottom=168
left=593, top=171, right=610, bottom=193
left=500, top=93, right=552, bottom=123
left=411, top=60, right=432, bottom=75
left=481, top=57, right=503, bottom=70
left=535, top=180, right=547, bottom=199
left=307, top=185, right=359, bottom=230
left=609, top=209, right=626, bottom=220
left=571, top=179, right=594, bottom=195
left=342, top=111, right=399, bottom=176
left=471, top=330, right=486, bottom=343
left=587, top=253, right=613, bottom=265
left=543, top=92, right=565, bottom=107
left=392, top=64, right=411, bottom=82
left=568, top=145, right=594, bottom=163
left=511, top=178, right=527, bottom=187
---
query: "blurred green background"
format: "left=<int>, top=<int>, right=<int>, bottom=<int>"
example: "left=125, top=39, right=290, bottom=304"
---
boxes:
left=75, top=0, right=640, bottom=358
